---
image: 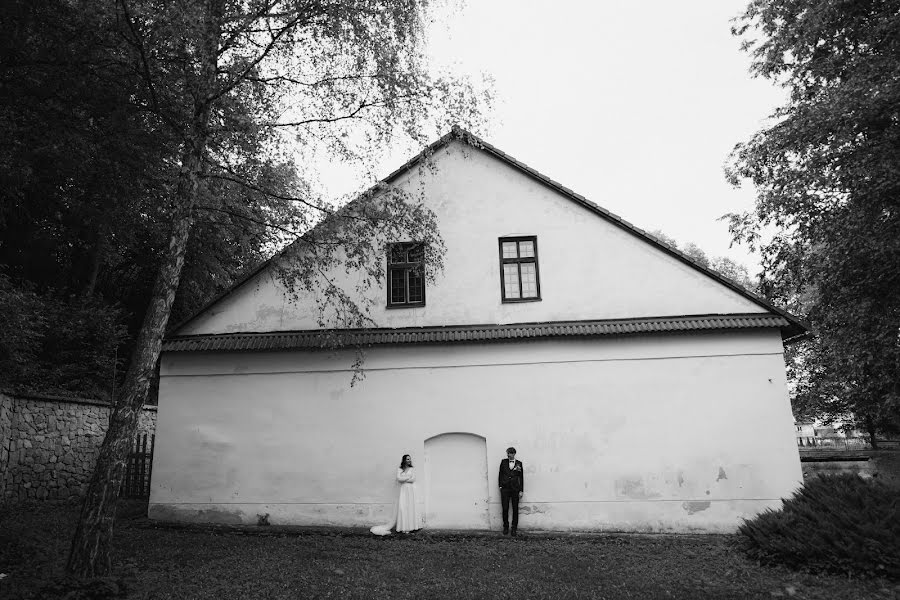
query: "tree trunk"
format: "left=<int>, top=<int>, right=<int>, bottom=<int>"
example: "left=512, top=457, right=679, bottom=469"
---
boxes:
left=865, top=413, right=879, bottom=450
left=65, top=150, right=202, bottom=576
left=82, top=227, right=106, bottom=299
left=65, top=0, right=223, bottom=576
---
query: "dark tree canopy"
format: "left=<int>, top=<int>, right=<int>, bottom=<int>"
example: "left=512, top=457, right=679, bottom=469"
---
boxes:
left=1, top=0, right=492, bottom=577
left=728, top=0, right=900, bottom=438
left=0, top=0, right=489, bottom=401
left=0, top=0, right=169, bottom=397
left=0, top=1, right=277, bottom=399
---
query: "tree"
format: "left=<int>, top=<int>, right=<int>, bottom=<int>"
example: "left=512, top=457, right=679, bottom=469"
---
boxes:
left=0, top=0, right=172, bottom=399
left=54, top=0, right=489, bottom=577
left=727, top=0, right=900, bottom=442
left=648, top=230, right=756, bottom=291
left=0, top=0, right=274, bottom=400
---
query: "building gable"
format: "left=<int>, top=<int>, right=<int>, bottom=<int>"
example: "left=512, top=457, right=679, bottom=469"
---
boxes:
left=173, top=129, right=805, bottom=340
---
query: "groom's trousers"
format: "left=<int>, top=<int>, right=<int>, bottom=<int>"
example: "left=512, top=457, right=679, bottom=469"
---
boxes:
left=500, top=487, right=519, bottom=531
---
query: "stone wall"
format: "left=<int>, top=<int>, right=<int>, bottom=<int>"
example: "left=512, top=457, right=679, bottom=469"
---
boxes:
left=0, top=392, right=157, bottom=502
left=0, top=395, right=12, bottom=490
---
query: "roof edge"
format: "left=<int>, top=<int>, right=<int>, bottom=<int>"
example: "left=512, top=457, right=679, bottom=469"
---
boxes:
left=442, top=128, right=809, bottom=339
left=168, top=128, right=465, bottom=336
left=163, top=313, right=796, bottom=353
left=170, top=126, right=809, bottom=338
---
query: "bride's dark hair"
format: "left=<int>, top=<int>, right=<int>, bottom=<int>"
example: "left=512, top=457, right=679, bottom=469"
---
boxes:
left=399, top=454, right=412, bottom=468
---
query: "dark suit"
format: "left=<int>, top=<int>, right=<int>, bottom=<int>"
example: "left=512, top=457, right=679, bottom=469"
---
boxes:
left=498, top=459, right=524, bottom=532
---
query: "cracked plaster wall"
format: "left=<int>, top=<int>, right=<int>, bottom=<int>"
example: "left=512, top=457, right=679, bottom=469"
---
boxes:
left=151, top=330, right=803, bottom=532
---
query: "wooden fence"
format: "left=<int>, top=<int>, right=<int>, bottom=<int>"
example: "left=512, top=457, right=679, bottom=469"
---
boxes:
left=121, top=433, right=154, bottom=498
left=797, top=436, right=900, bottom=450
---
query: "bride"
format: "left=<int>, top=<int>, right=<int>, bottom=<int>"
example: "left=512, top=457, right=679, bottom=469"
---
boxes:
left=370, top=454, right=422, bottom=535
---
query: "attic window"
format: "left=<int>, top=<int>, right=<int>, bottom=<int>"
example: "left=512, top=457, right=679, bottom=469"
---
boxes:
left=499, top=236, right=541, bottom=302
left=387, top=242, right=425, bottom=308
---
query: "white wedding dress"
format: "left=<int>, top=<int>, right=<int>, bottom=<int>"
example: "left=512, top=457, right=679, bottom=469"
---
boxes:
left=370, top=467, right=422, bottom=535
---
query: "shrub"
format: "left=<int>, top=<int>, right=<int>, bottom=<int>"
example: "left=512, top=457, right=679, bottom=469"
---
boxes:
left=738, top=474, right=900, bottom=580
left=0, top=273, right=128, bottom=401
left=0, top=274, right=45, bottom=379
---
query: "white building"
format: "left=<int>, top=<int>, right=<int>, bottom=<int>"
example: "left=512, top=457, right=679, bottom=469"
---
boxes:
left=150, top=128, right=807, bottom=533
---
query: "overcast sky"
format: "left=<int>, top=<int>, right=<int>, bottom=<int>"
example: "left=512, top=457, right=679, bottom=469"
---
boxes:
left=316, top=1, right=787, bottom=274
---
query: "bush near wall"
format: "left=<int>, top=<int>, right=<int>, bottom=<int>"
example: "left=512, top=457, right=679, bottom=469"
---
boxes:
left=0, top=275, right=128, bottom=402
left=738, top=474, right=900, bottom=580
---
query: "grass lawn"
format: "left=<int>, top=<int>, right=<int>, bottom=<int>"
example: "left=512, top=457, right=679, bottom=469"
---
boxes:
left=1, top=501, right=897, bottom=600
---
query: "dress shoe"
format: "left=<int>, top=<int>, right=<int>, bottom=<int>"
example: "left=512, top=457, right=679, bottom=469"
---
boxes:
left=502, top=528, right=509, bottom=535
left=510, top=529, right=517, bottom=536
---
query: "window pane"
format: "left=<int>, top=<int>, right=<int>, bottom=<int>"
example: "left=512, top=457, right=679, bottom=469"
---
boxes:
left=408, top=244, right=424, bottom=263
left=503, top=264, right=520, bottom=298
left=407, top=269, right=424, bottom=303
left=502, top=242, right=518, bottom=259
left=389, top=245, right=406, bottom=264
left=520, top=263, right=537, bottom=298
left=390, top=268, right=406, bottom=303
left=518, top=240, right=535, bottom=258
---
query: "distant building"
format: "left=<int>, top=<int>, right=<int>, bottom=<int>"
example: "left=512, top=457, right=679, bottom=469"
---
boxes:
left=796, top=422, right=817, bottom=446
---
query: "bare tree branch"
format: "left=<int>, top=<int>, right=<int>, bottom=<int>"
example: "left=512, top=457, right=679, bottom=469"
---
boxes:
left=195, top=204, right=350, bottom=249
left=217, top=0, right=279, bottom=57
left=194, top=204, right=302, bottom=237
left=117, top=0, right=158, bottom=111
left=206, top=9, right=310, bottom=105
left=242, top=72, right=386, bottom=87
left=258, top=93, right=422, bottom=129
left=115, top=0, right=186, bottom=139
left=199, top=164, right=333, bottom=215
left=200, top=159, right=399, bottom=227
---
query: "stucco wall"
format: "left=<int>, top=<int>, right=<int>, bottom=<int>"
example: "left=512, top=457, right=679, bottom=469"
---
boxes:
left=150, top=329, right=802, bottom=533
left=178, top=141, right=765, bottom=336
left=0, top=392, right=157, bottom=501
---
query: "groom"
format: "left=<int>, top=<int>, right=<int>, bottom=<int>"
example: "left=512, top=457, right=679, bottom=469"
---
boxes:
left=498, top=447, right=524, bottom=536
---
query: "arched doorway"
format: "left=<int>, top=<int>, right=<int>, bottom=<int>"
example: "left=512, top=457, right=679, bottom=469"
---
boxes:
left=423, top=433, right=490, bottom=529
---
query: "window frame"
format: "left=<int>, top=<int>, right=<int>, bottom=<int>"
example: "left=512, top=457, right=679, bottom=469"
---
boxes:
left=386, top=241, right=426, bottom=308
left=498, top=235, right=542, bottom=303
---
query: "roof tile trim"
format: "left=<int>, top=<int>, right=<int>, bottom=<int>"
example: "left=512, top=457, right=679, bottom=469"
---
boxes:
left=162, top=314, right=791, bottom=353
left=169, top=127, right=809, bottom=340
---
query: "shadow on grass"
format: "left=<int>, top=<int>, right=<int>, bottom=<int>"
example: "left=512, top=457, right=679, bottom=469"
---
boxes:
left=1, top=500, right=898, bottom=600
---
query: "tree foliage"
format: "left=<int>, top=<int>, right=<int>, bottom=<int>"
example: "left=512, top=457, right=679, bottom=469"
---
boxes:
left=2, top=0, right=490, bottom=577
left=727, top=0, right=900, bottom=437
left=1, top=0, right=489, bottom=399
left=0, top=275, right=129, bottom=399
left=0, top=0, right=273, bottom=398
left=1, top=0, right=158, bottom=397
left=648, top=230, right=756, bottom=291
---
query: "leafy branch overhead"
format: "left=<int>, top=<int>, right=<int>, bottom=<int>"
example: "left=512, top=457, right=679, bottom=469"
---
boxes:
left=727, top=0, right=900, bottom=438
left=0, top=0, right=492, bottom=577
